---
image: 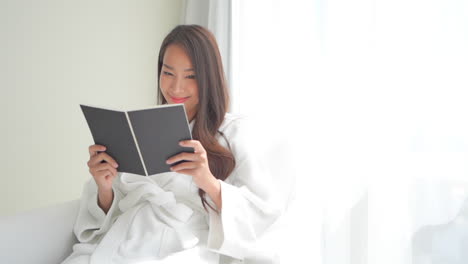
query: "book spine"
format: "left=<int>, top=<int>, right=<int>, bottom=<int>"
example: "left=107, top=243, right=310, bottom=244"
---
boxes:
left=125, top=112, right=149, bottom=176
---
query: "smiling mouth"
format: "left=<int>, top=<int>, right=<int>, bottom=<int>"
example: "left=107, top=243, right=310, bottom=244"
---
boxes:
left=170, top=96, right=189, bottom=103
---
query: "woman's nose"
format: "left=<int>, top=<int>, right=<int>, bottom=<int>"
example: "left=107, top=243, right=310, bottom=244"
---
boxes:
left=171, top=77, right=184, bottom=93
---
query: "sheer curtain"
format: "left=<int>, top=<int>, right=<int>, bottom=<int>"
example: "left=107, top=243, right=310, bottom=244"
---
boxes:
left=180, top=0, right=468, bottom=262
left=229, top=0, right=468, bottom=263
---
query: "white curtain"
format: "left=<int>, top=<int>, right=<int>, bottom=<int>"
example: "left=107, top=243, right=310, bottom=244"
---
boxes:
left=180, top=0, right=468, bottom=263
left=229, top=0, right=468, bottom=264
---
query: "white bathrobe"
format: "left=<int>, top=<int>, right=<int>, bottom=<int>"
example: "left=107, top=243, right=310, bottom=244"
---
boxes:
left=62, top=113, right=283, bottom=264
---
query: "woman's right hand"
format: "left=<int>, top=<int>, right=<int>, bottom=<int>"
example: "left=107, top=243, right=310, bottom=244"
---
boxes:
left=88, top=144, right=119, bottom=192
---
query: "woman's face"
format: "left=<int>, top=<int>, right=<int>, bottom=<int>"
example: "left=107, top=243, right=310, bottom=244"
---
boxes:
left=160, top=44, right=199, bottom=122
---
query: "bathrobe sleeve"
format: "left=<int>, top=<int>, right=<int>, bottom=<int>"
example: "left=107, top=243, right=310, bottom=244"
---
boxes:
left=206, top=117, right=283, bottom=260
left=73, top=173, right=124, bottom=243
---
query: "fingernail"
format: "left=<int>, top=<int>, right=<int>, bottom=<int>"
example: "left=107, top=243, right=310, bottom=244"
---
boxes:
left=114, top=163, right=118, bottom=168
left=166, top=160, right=170, bottom=164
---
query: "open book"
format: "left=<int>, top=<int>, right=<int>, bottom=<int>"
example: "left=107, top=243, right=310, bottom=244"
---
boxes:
left=80, top=104, right=193, bottom=176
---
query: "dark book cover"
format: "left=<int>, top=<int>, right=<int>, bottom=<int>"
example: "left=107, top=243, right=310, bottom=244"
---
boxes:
left=80, top=104, right=193, bottom=176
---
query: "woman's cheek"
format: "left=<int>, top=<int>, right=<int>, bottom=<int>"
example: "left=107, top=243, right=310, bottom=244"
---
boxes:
left=159, top=77, right=170, bottom=101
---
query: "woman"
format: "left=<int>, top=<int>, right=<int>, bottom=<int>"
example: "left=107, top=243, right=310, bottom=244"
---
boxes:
left=62, top=25, right=281, bottom=264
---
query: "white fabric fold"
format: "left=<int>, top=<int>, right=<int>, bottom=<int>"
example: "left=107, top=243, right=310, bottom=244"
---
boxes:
left=118, top=173, right=200, bottom=251
left=63, top=173, right=202, bottom=264
left=74, top=178, right=123, bottom=244
left=205, top=117, right=284, bottom=262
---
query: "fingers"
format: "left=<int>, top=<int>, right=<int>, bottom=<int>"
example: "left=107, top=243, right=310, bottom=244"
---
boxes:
left=179, top=140, right=203, bottom=153
left=170, top=161, right=198, bottom=172
left=89, top=144, right=106, bottom=157
left=89, top=162, right=118, bottom=177
left=88, top=152, right=119, bottom=168
left=168, top=140, right=208, bottom=174
left=167, top=140, right=205, bottom=164
left=166, top=152, right=199, bottom=165
left=94, top=169, right=115, bottom=179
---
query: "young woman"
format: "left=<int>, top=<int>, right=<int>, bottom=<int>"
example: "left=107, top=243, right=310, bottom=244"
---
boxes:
left=62, top=25, right=281, bottom=264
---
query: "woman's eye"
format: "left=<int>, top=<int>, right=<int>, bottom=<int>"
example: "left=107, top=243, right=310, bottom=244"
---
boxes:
left=186, top=74, right=196, bottom=79
left=163, top=71, right=173, bottom=76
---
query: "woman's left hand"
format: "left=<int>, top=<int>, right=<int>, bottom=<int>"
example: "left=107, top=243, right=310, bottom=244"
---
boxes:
left=166, top=140, right=217, bottom=193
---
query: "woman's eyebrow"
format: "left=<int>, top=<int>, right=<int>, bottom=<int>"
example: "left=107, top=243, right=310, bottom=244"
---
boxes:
left=163, top=63, right=194, bottom=72
left=162, top=63, right=174, bottom=70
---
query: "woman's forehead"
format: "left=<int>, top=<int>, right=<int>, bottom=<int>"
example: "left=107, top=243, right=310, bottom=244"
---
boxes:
left=163, top=44, right=194, bottom=70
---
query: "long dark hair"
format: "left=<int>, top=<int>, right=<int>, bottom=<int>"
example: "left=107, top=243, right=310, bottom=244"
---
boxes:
left=157, top=25, right=236, bottom=211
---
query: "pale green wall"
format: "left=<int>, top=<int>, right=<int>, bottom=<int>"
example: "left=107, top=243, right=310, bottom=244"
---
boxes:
left=0, top=0, right=183, bottom=216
